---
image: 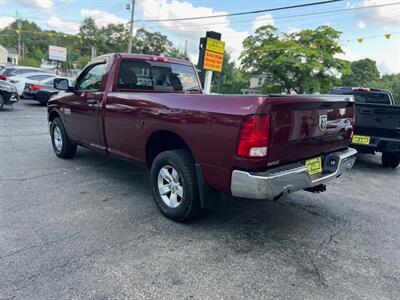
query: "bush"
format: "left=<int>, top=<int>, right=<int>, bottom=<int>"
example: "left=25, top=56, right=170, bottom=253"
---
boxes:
left=19, top=58, right=40, bottom=67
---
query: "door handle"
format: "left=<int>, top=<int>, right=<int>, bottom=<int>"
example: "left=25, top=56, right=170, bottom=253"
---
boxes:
left=86, top=99, right=98, bottom=105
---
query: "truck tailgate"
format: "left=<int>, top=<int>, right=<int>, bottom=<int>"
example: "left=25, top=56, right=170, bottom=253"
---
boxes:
left=267, top=95, right=354, bottom=166
left=355, top=103, right=400, bottom=139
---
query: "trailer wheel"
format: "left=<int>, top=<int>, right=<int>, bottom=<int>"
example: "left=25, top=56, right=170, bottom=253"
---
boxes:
left=382, top=152, right=400, bottom=169
left=150, top=150, right=201, bottom=222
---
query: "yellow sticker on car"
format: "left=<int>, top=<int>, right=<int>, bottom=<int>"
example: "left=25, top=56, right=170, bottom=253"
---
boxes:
left=352, top=135, right=370, bottom=145
left=306, top=157, right=323, bottom=176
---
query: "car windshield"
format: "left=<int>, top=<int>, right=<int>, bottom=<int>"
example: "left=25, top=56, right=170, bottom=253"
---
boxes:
left=118, top=60, right=200, bottom=92
left=351, top=92, right=391, bottom=105
left=0, top=68, right=17, bottom=76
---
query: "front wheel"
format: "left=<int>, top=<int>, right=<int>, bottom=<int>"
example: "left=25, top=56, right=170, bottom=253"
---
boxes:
left=50, top=117, right=77, bottom=158
left=150, top=150, right=201, bottom=222
left=382, top=152, right=400, bottom=169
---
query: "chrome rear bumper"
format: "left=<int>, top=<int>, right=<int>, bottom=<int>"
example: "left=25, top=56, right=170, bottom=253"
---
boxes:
left=231, top=147, right=357, bottom=199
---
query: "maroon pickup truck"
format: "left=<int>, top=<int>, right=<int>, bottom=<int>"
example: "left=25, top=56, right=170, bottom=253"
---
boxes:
left=48, top=53, right=357, bottom=221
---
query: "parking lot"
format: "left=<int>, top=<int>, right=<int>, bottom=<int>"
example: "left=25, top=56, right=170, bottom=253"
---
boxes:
left=0, top=100, right=399, bottom=299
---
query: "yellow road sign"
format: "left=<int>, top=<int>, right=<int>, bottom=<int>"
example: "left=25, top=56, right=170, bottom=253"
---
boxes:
left=206, top=38, right=225, bottom=54
left=204, top=50, right=224, bottom=72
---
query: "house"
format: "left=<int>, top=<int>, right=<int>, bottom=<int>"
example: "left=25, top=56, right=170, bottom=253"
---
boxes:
left=241, top=74, right=269, bottom=95
left=6, top=48, right=18, bottom=65
left=0, top=44, right=7, bottom=64
left=0, top=45, right=19, bottom=65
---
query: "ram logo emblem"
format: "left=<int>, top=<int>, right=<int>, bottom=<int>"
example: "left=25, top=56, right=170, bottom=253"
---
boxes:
left=319, top=115, right=328, bottom=132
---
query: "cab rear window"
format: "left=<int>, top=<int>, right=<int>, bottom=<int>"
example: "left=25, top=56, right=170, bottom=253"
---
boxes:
left=351, top=92, right=391, bottom=105
left=118, top=60, right=200, bottom=92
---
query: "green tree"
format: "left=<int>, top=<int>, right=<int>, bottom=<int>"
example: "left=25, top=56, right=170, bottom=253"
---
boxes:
left=342, top=58, right=380, bottom=86
left=370, top=74, right=400, bottom=105
left=133, top=28, right=173, bottom=55
left=77, top=56, right=91, bottom=69
left=241, top=25, right=350, bottom=94
left=78, top=17, right=99, bottom=57
left=210, top=53, right=247, bottom=94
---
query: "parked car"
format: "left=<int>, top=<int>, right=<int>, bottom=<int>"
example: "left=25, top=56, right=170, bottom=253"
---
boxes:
left=47, top=53, right=357, bottom=221
left=330, top=87, right=400, bottom=168
left=23, top=77, right=74, bottom=105
left=0, top=66, right=49, bottom=81
left=0, top=80, right=19, bottom=110
left=7, top=72, right=57, bottom=96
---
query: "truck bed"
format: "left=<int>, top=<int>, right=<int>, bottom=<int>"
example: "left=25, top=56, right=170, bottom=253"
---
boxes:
left=355, top=103, right=400, bottom=140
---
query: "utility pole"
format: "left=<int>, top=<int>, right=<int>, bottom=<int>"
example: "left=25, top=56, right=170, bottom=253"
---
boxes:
left=127, top=0, right=135, bottom=53
left=184, top=39, right=188, bottom=57
left=16, top=12, right=22, bottom=60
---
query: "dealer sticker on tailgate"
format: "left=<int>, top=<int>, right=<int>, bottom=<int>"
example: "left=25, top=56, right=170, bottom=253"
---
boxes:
left=306, top=157, right=322, bottom=176
left=352, top=135, right=370, bottom=145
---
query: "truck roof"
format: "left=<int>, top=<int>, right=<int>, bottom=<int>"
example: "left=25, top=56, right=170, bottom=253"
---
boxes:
left=330, top=86, right=391, bottom=94
left=97, top=53, right=193, bottom=66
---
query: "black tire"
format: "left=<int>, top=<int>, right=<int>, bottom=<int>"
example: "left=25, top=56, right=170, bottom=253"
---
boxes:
left=150, top=150, right=201, bottom=222
left=0, top=94, right=4, bottom=110
left=50, top=117, right=77, bottom=158
left=382, top=152, right=400, bottom=169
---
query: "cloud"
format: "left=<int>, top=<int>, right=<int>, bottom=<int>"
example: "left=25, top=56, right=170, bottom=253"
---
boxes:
left=348, top=0, right=400, bottom=27
left=0, top=16, right=15, bottom=30
left=80, top=9, right=127, bottom=27
left=138, top=0, right=249, bottom=63
left=251, top=13, right=275, bottom=31
left=357, top=20, right=366, bottom=29
left=47, top=16, right=79, bottom=32
left=16, top=0, right=53, bottom=11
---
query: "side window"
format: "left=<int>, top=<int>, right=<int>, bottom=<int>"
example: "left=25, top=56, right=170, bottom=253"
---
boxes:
left=117, top=60, right=200, bottom=92
left=118, top=60, right=153, bottom=90
left=75, top=63, right=106, bottom=91
left=27, top=75, right=51, bottom=81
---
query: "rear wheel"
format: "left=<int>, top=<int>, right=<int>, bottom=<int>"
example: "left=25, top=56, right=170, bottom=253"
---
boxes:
left=0, top=94, right=4, bottom=110
left=150, top=150, right=201, bottom=222
left=50, top=117, right=77, bottom=158
left=382, top=152, right=400, bottom=169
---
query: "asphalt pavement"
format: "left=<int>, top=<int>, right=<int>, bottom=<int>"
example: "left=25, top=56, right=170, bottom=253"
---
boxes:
left=1, top=100, right=399, bottom=299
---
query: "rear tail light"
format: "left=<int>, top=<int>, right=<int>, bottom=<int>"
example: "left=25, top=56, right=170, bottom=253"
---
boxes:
left=237, top=115, right=270, bottom=158
left=31, top=85, right=41, bottom=91
left=0, top=75, right=7, bottom=80
left=352, top=87, right=370, bottom=92
left=149, top=56, right=169, bottom=62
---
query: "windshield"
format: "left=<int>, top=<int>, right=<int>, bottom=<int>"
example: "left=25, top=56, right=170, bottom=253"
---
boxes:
left=351, top=92, right=391, bottom=105
left=0, top=68, right=16, bottom=76
left=118, top=60, right=200, bottom=92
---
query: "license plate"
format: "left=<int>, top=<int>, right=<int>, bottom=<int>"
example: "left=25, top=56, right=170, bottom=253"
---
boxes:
left=352, top=135, right=370, bottom=145
left=306, top=157, right=322, bottom=176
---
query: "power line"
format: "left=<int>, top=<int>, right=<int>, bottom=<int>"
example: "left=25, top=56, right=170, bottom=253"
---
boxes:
left=135, top=2, right=400, bottom=30
left=132, top=0, right=344, bottom=23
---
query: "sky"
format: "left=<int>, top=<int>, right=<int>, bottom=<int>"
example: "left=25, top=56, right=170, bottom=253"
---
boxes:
left=0, top=0, right=399, bottom=74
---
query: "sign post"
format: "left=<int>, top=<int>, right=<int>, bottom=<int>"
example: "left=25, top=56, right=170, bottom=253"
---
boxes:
left=198, top=31, right=225, bottom=94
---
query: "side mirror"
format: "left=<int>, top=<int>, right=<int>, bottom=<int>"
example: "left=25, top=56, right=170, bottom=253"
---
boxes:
left=54, top=78, right=71, bottom=91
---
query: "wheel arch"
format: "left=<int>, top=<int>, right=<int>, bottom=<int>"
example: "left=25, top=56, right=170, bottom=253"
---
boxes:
left=145, top=130, right=194, bottom=168
left=48, top=110, right=61, bottom=123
